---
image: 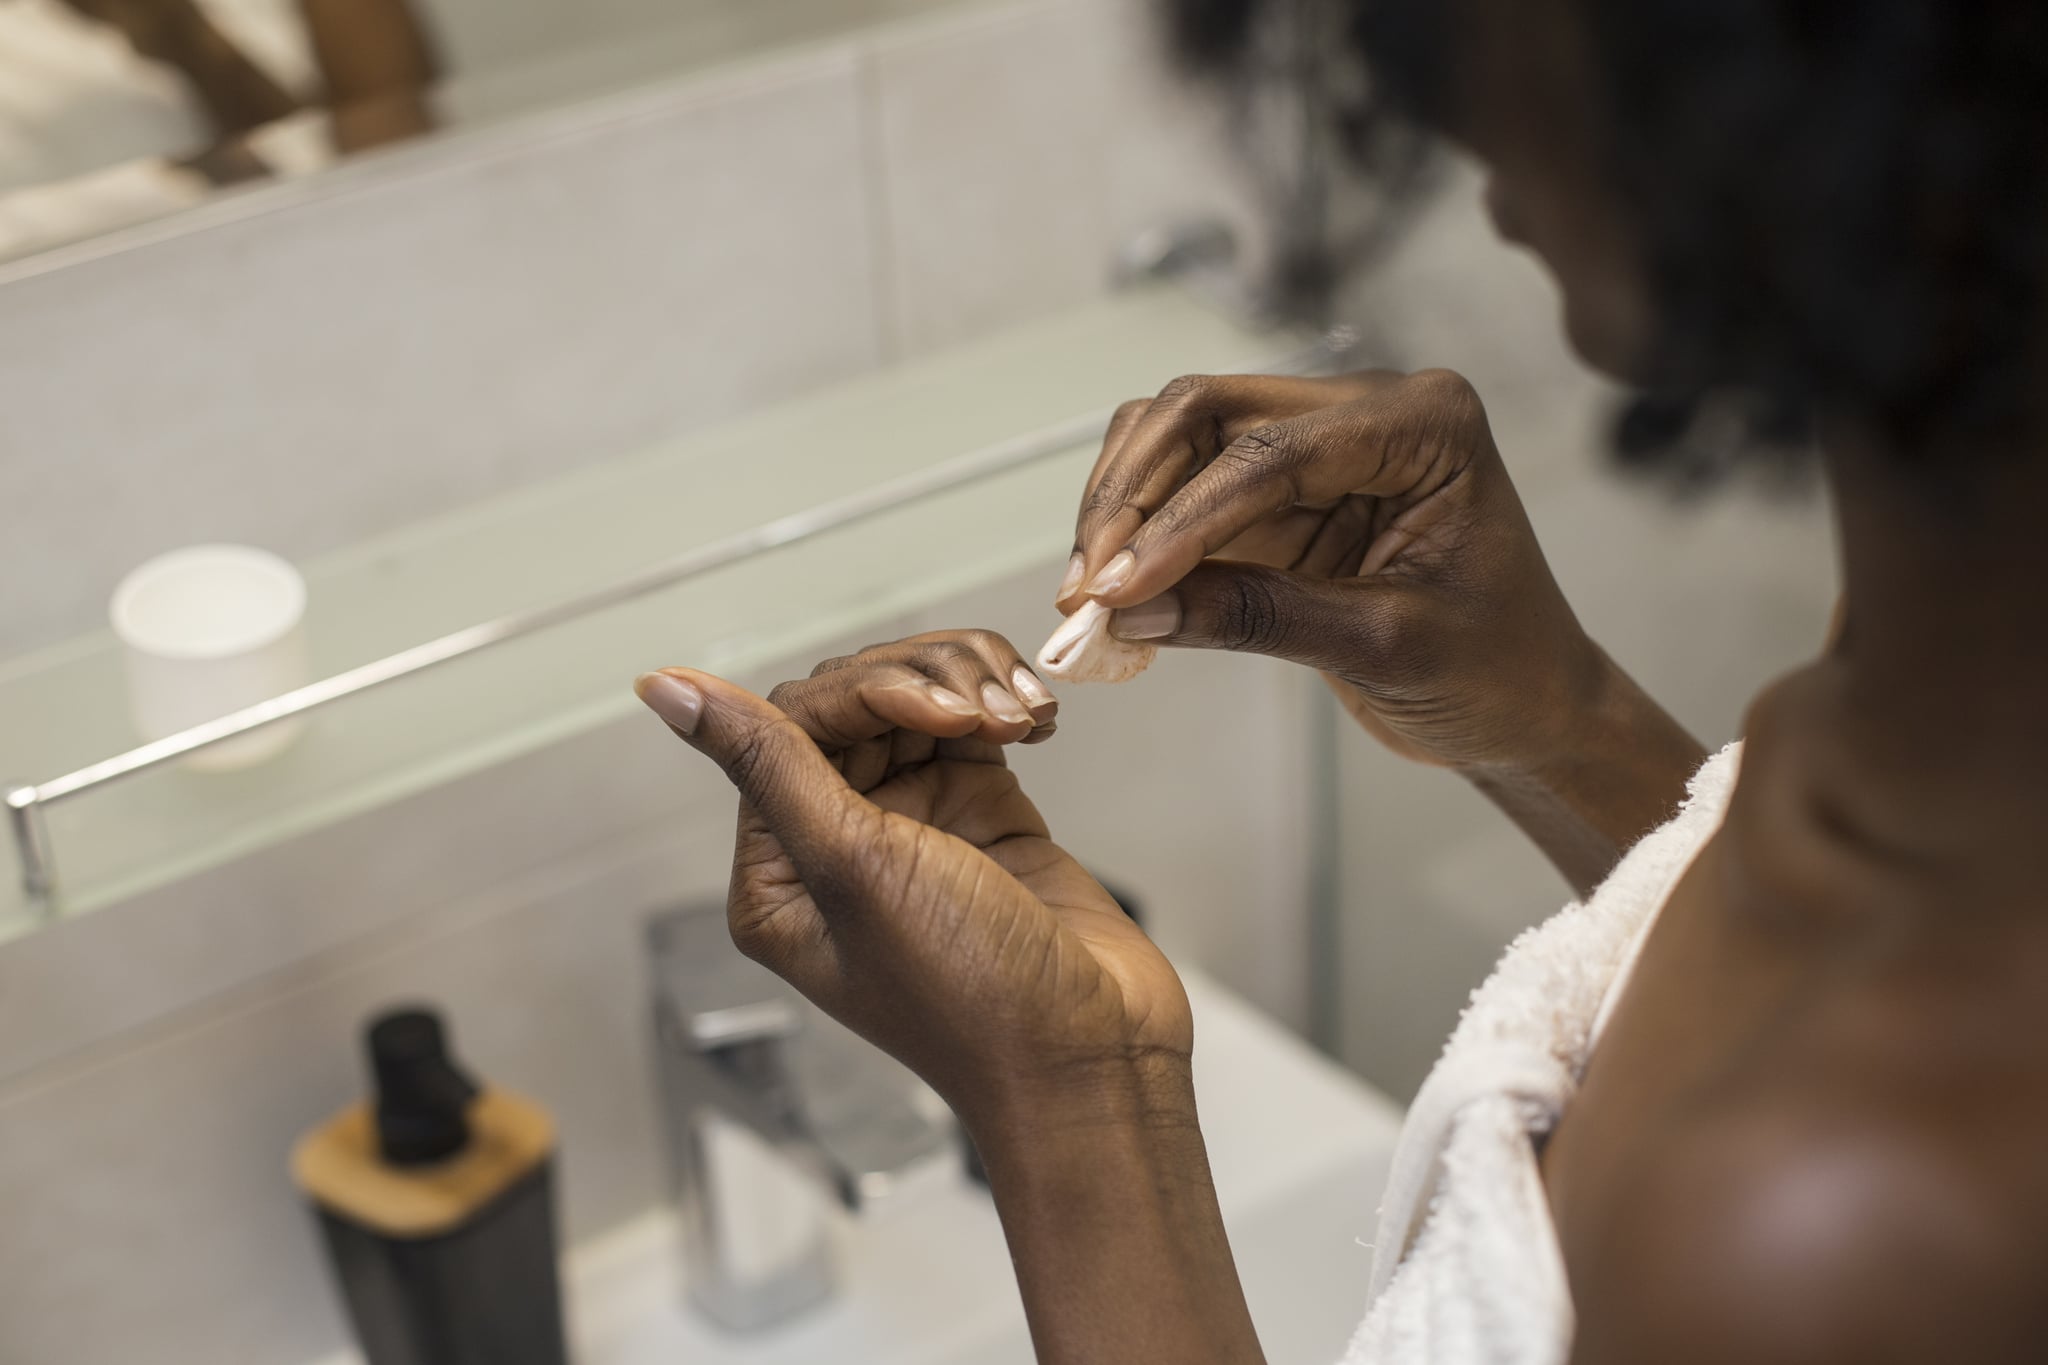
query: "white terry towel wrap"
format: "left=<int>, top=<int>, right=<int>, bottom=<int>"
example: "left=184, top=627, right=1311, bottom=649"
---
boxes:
left=1340, top=743, right=1743, bottom=1365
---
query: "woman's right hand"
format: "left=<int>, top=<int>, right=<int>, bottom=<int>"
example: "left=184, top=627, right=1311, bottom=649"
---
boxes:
left=1064, top=368, right=1706, bottom=893
left=1061, top=367, right=1606, bottom=774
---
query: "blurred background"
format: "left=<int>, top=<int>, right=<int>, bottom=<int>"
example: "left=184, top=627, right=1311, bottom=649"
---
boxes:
left=0, top=0, right=1836, bottom=1361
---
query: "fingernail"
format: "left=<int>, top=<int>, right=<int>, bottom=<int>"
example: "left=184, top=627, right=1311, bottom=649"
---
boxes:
left=1085, top=550, right=1136, bottom=598
left=979, top=681, right=1033, bottom=724
left=1056, top=552, right=1086, bottom=601
left=1010, top=664, right=1055, bottom=709
left=635, top=671, right=704, bottom=735
left=927, top=685, right=981, bottom=716
left=1112, top=594, right=1181, bottom=641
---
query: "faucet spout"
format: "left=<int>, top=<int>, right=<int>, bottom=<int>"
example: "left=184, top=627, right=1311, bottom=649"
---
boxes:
left=647, top=903, right=957, bottom=1330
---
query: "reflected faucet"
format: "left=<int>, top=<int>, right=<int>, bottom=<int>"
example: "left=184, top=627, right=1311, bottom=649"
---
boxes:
left=647, top=903, right=959, bottom=1332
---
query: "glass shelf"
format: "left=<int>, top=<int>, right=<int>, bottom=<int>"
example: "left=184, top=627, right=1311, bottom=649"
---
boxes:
left=0, top=289, right=1304, bottom=934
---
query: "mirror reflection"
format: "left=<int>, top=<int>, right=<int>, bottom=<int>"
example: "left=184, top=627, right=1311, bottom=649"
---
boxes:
left=0, top=0, right=952, bottom=262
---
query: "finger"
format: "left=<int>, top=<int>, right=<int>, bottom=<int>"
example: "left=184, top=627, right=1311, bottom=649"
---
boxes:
left=1069, top=373, right=1405, bottom=609
left=898, top=634, right=1047, bottom=744
left=769, top=661, right=985, bottom=750
left=635, top=669, right=881, bottom=892
left=1057, top=397, right=1153, bottom=608
left=1064, top=374, right=1400, bottom=597
left=1066, top=376, right=1243, bottom=611
left=1101, top=561, right=1410, bottom=676
left=1084, top=370, right=1483, bottom=609
left=839, top=735, right=894, bottom=794
left=947, top=628, right=1060, bottom=726
left=797, top=633, right=1058, bottom=747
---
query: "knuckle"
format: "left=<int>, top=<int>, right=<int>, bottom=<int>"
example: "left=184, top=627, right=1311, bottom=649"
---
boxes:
left=1153, top=373, right=1215, bottom=410
left=909, top=641, right=975, bottom=675
left=1207, top=425, right=1306, bottom=503
left=723, top=720, right=797, bottom=795
left=1111, top=396, right=1151, bottom=424
left=1216, top=573, right=1288, bottom=653
left=726, top=896, right=788, bottom=964
left=809, top=652, right=862, bottom=676
left=1081, top=471, right=1138, bottom=518
left=1405, top=368, right=1484, bottom=425
left=957, top=628, right=1012, bottom=659
left=1223, top=425, right=1297, bottom=468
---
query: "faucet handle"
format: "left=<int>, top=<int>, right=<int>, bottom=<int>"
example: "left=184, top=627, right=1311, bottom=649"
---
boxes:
left=686, top=998, right=799, bottom=1052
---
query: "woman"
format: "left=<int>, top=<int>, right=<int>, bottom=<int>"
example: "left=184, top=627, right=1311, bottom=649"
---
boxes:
left=634, top=0, right=2048, bottom=1360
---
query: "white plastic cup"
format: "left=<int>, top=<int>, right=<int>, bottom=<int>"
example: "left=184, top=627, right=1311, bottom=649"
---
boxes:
left=109, top=545, right=311, bottom=772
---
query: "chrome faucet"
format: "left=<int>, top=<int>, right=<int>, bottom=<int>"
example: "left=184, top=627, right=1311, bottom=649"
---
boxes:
left=646, top=902, right=960, bottom=1331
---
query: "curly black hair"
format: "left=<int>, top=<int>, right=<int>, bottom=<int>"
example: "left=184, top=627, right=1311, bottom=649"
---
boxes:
left=1168, top=0, right=2048, bottom=465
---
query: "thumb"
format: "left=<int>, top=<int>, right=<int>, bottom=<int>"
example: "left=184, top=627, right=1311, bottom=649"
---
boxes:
left=635, top=667, right=879, bottom=890
left=1104, top=561, right=1408, bottom=675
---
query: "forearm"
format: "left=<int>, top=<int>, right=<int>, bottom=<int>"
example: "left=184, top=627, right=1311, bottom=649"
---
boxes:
left=966, top=1055, right=1265, bottom=1365
left=299, top=0, right=440, bottom=151
left=1464, top=648, right=1705, bottom=897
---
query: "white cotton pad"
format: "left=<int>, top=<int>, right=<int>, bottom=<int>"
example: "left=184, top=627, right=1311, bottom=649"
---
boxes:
left=1036, top=600, right=1158, bottom=684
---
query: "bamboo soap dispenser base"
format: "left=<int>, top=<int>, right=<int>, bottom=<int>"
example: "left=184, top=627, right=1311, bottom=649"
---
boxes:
left=291, top=1010, right=570, bottom=1365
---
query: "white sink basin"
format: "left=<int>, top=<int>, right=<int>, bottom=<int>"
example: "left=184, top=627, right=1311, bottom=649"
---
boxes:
left=309, top=971, right=1405, bottom=1365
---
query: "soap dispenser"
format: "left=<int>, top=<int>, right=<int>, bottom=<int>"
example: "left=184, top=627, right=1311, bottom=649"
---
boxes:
left=291, top=1008, right=569, bottom=1365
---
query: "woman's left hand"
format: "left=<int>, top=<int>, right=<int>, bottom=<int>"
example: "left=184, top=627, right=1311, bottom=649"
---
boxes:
left=634, top=630, right=1192, bottom=1128
left=638, top=630, right=1264, bottom=1365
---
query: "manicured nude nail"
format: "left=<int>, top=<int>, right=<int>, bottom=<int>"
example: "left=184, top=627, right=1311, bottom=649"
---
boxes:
left=635, top=672, right=704, bottom=735
left=1112, top=594, right=1181, bottom=641
left=1084, top=550, right=1136, bottom=597
left=979, top=681, right=1033, bottom=724
left=927, top=685, right=981, bottom=716
left=1010, top=664, right=1055, bottom=708
left=1056, top=552, right=1086, bottom=601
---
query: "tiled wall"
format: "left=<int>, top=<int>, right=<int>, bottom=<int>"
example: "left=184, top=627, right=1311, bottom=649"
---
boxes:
left=0, top=5, right=1302, bottom=1363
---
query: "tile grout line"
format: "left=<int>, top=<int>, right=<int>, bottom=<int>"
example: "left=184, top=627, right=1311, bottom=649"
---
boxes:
left=853, top=40, right=907, bottom=365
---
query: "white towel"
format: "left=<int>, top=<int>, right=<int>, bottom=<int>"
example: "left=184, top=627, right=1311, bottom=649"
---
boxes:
left=1340, top=743, right=1742, bottom=1365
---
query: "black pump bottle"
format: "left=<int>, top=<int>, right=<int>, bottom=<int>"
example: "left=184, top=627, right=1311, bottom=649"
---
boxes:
left=292, top=1008, right=569, bottom=1365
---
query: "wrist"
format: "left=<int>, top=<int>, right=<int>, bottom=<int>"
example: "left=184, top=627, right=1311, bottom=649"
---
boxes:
left=960, top=1046, right=1198, bottom=1169
left=1528, top=644, right=1705, bottom=793
left=1424, top=628, right=1617, bottom=782
left=1463, top=645, right=1706, bottom=893
left=1471, top=637, right=1633, bottom=784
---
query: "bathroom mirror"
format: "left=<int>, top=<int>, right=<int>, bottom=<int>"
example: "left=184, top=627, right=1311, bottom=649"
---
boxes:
left=0, top=0, right=961, bottom=265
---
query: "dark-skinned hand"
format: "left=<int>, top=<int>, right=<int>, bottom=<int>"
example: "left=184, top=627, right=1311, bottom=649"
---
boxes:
left=1060, top=368, right=1607, bottom=774
left=634, top=630, right=1191, bottom=1126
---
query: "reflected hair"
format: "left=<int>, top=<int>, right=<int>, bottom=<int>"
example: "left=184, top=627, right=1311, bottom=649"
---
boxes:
left=1167, top=0, right=2048, bottom=470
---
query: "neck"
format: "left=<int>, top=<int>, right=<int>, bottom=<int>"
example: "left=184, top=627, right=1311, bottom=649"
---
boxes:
left=1785, top=418, right=2048, bottom=876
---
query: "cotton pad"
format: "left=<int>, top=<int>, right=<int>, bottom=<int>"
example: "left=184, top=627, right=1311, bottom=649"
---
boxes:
left=1036, top=600, right=1157, bottom=684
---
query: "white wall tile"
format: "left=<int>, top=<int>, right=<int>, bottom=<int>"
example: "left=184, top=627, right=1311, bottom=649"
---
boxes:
left=1092, top=0, right=1274, bottom=287
left=0, top=47, right=882, bottom=658
left=865, top=0, right=1116, bottom=357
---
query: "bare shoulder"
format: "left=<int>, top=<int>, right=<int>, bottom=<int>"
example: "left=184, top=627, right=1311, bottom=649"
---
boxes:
left=1567, top=1078, right=2048, bottom=1365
